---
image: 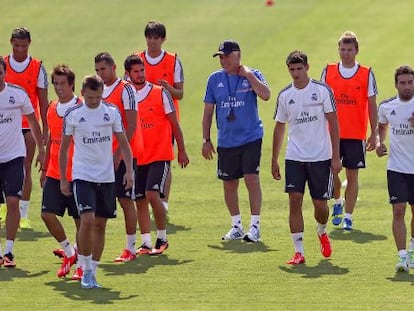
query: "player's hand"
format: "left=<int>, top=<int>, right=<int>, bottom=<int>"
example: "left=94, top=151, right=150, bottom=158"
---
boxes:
left=376, top=143, right=388, bottom=157
left=271, top=159, right=281, bottom=180
left=366, top=133, right=377, bottom=151
left=330, top=157, right=342, bottom=174
left=36, top=146, right=46, bottom=172
left=123, top=171, right=134, bottom=190
left=202, top=141, right=215, bottom=160
left=178, top=151, right=190, bottom=168
left=158, top=79, right=170, bottom=89
left=40, top=170, right=47, bottom=188
left=60, top=180, right=72, bottom=196
left=408, top=111, right=414, bottom=127
left=237, top=65, right=251, bottom=77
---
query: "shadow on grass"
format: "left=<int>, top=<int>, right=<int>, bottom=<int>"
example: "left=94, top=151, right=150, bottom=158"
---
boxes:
left=329, top=228, right=387, bottom=244
left=45, top=279, right=138, bottom=304
left=278, top=259, right=349, bottom=278
left=100, top=255, right=193, bottom=276
left=0, top=268, right=48, bottom=281
left=16, top=227, right=51, bottom=242
left=207, top=240, right=276, bottom=253
left=386, top=272, right=414, bottom=285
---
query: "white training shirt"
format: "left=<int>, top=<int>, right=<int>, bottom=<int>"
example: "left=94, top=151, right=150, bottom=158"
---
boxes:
left=7, top=54, right=48, bottom=89
left=135, top=82, right=175, bottom=114
left=274, top=79, right=336, bottom=161
left=0, top=83, right=34, bottom=163
left=320, top=62, right=377, bottom=97
left=56, top=96, right=80, bottom=117
left=63, top=101, right=124, bottom=183
left=378, top=96, right=414, bottom=174
left=144, top=49, right=184, bottom=83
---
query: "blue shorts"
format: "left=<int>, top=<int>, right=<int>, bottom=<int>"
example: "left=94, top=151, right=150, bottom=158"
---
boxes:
left=73, top=180, right=116, bottom=218
left=0, top=157, right=24, bottom=199
left=41, top=177, right=79, bottom=218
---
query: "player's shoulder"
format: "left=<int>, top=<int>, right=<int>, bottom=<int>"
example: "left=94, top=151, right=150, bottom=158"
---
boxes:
left=379, top=95, right=398, bottom=108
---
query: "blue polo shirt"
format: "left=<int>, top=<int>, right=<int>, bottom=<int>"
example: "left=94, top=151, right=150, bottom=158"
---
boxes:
left=204, top=68, right=267, bottom=148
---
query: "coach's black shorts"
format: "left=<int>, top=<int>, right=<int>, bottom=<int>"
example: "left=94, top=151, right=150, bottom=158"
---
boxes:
left=217, top=138, right=262, bottom=180
left=115, top=159, right=136, bottom=199
left=41, top=177, right=79, bottom=218
left=73, top=179, right=116, bottom=218
left=0, top=157, right=24, bottom=199
left=387, top=170, right=414, bottom=205
left=340, top=139, right=366, bottom=169
left=135, top=161, right=170, bottom=200
left=285, top=159, right=333, bottom=200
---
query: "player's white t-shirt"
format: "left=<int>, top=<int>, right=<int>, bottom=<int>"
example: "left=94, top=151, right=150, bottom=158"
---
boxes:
left=103, top=78, right=137, bottom=111
left=274, top=79, right=336, bottom=162
left=144, top=49, right=184, bottom=83
left=63, top=101, right=124, bottom=183
left=378, top=96, right=414, bottom=174
left=7, top=54, right=48, bottom=89
left=0, top=83, right=34, bottom=163
left=320, top=62, right=377, bottom=97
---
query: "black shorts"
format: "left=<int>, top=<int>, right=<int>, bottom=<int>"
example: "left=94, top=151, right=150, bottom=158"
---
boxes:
left=387, top=170, right=414, bottom=205
left=217, top=138, right=262, bottom=180
left=340, top=139, right=366, bottom=169
left=0, top=157, right=24, bottom=199
left=41, top=177, right=79, bottom=218
left=285, top=159, right=333, bottom=200
left=22, top=129, right=31, bottom=135
left=73, top=179, right=116, bottom=218
left=115, top=159, right=136, bottom=199
left=135, top=161, right=170, bottom=200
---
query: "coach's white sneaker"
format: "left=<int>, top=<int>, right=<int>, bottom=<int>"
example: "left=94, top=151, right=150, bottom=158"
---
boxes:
left=222, top=226, right=244, bottom=240
left=408, top=250, right=414, bottom=268
left=395, top=255, right=409, bottom=272
left=243, top=225, right=261, bottom=242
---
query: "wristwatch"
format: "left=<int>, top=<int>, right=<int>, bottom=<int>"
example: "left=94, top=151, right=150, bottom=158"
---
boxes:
left=202, top=138, right=211, bottom=144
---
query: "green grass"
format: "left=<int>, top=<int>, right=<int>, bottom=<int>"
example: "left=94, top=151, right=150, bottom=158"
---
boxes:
left=1, top=0, right=414, bottom=310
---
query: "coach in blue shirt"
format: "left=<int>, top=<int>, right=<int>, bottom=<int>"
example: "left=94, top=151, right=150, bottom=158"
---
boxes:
left=202, top=40, right=271, bottom=243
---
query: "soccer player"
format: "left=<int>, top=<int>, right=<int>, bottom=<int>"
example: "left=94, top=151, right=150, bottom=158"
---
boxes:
left=94, top=52, right=138, bottom=262
left=321, top=31, right=378, bottom=230
left=40, top=64, right=82, bottom=279
left=4, top=27, right=49, bottom=229
left=59, top=74, right=133, bottom=289
left=376, top=65, right=414, bottom=272
left=202, top=40, right=270, bottom=242
left=272, top=50, right=341, bottom=264
left=124, top=54, right=189, bottom=255
left=0, top=56, right=45, bottom=267
left=137, top=20, right=185, bottom=216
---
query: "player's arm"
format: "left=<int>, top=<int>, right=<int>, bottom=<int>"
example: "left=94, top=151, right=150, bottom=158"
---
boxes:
left=376, top=122, right=388, bottom=157
left=325, top=111, right=342, bottom=174
left=367, top=95, right=378, bottom=151
left=40, top=131, right=52, bottom=187
left=201, top=103, right=215, bottom=160
left=271, top=121, right=285, bottom=180
left=114, top=131, right=134, bottom=189
left=59, top=134, right=72, bottom=196
left=27, top=112, right=45, bottom=171
left=38, top=87, right=49, bottom=145
left=167, top=111, right=189, bottom=168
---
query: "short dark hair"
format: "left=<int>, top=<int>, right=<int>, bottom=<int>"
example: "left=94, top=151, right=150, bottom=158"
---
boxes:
left=286, top=50, right=308, bottom=66
left=51, top=64, right=75, bottom=90
left=144, top=20, right=166, bottom=38
left=94, top=52, right=115, bottom=66
left=11, top=27, right=31, bottom=41
left=82, top=74, right=104, bottom=91
left=395, top=65, right=414, bottom=84
left=0, top=56, right=6, bottom=71
left=124, top=54, right=144, bottom=72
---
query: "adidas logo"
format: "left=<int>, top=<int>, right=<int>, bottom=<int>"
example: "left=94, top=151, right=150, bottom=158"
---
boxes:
left=390, top=196, right=398, bottom=201
left=357, top=161, right=365, bottom=167
left=79, top=117, right=86, bottom=122
left=152, top=184, right=160, bottom=190
left=287, top=183, right=295, bottom=188
left=217, top=82, right=224, bottom=88
left=288, top=99, right=295, bottom=105
left=322, top=192, right=329, bottom=199
left=391, top=110, right=396, bottom=115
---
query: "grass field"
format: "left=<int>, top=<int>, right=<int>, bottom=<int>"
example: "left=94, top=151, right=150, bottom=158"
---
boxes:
left=1, top=0, right=414, bottom=310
